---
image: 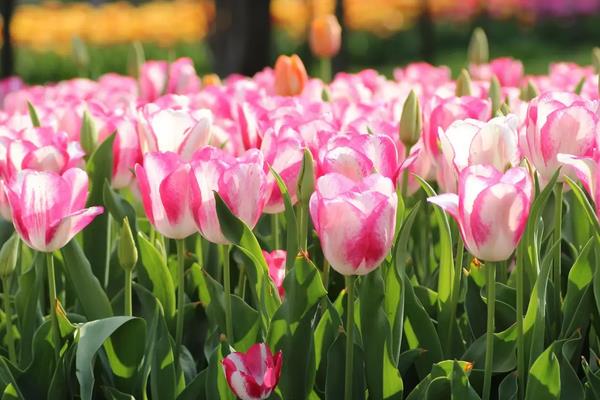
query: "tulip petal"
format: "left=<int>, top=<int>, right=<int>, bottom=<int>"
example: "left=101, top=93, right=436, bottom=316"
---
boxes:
left=46, top=206, right=104, bottom=252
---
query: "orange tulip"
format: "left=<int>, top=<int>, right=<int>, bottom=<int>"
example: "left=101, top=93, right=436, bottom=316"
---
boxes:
left=309, top=14, right=342, bottom=59
left=202, top=73, right=221, bottom=87
left=274, top=54, right=308, bottom=97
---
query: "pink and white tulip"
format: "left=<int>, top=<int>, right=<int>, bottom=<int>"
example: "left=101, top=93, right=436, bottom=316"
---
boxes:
left=137, top=103, right=212, bottom=160
left=521, top=91, right=599, bottom=184
left=469, top=57, right=524, bottom=87
left=262, top=250, right=286, bottom=298
left=428, top=165, right=533, bottom=262
left=135, top=151, right=196, bottom=239
left=222, top=343, right=283, bottom=400
left=190, top=147, right=272, bottom=244
left=557, top=153, right=600, bottom=218
left=310, top=173, right=397, bottom=276
left=5, top=168, right=103, bottom=252
left=437, top=114, right=521, bottom=192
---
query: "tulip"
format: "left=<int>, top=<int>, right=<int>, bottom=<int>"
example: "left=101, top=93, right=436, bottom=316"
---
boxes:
left=190, top=147, right=271, bottom=244
left=166, top=57, right=201, bottom=96
left=521, top=91, right=598, bottom=184
left=321, top=133, right=399, bottom=182
left=137, top=103, right=212, bottom=161
left=274, top=55, right=308, bottom=97
left=557, top=154, right=600, bottom=218
left=112, top=117, right=143, bottom=189
left=469, top=57, right=524, bottom=88
left=428, top=165, right=532, bottom=262
left=262, top=250, right=286, bottom=298
left=309, top=172, right=397, bottom=276
left=5, top=168, right=103, bottom=253
left=437, top=114, right=521, bottom=192
left=222, top=343, right=283, bottom=400
left=135, top=151, right=196, bottom=239
left=309, top=14, right=342, bottom=59
left=139, top=60, right=168, bottom=103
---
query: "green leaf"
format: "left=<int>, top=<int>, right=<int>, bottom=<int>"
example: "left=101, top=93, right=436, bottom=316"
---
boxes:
left=61, top=240, right=113, bottom=320
left=417, top=177, right=456, bottom=357
left=498, top=372, right=518, bottom=400
left=177, top=369, right=206, bottom=400
left=267, top=255, right=326, bottom=399
left=270, top=167, right=298, bottom=270
left=196, top=265, right=259, bottom=351
left=525, top=345, right=560, bottom=400
left=0, top=358, right=23, bottom=399
left=205, top=344, right=234, bottom=400
left=561, top=238, right=594, bottom=338
left=462, top=324, right=517, bottom=373
left=17, top=321, right=56, bottom=399
left=103, top=181, right=138, bottom=235
left=136, top=233, right=176, bottom=324
left=565, top=176, right=600, bottom=236
left=14, top=254, right=43, bottom=367
left=213, top=192, right=280, bottom=328
left=325, top=332, right=366, bottom=400
left=84, top=132, right=116, bottom=283
left=26, top=102, right=40, bottom=127
left=359, top=269, right=402, bottom=400
left=76, top=316, right=145, bottom=400
left=101, top=386, right=135, bottom=400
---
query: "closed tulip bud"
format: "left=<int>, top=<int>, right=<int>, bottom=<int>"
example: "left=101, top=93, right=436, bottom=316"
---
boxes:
left=72, top=36, right=90, bottom=75
left=498, top=102, right=511, bottom=116
left=489, top=75, right=502, bottom=115
left=80, top=110, right=98, bottom=155
left=127, top=41, right=145, bottom=79
left=118, top=217, right=137, bottom=272
left=309, top=14, right=342, bottom=59
left=455, top=69, right=472, bottom=97
left=274, top=55, right=308, bottom=97
left=468, top=28, right=489, bottom=66
left=592, top=47, right=600, bottom=74
left=202, top=73, right=221, bottom=86
left=0, top=235, right=19, bottom=279
left=519, top=80, right=539, bottom=101
left=399, top=90, right=422, bottom=149
left=297, top=148, right=315, bottom=204
left=574, top=76, right=586, bottom=95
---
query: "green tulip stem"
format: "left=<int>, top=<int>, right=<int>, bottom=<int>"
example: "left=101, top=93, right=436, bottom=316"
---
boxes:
left=174, top=239, right=186, bottom=372
left=344, top=275, right=356, bottom=400
left=222, top=244, right=234, bottom=343
left=320, top=57, right=332, bottom=83
left=2, top=277, right=16, bottom=364
left=46, top=252, right=59, bottom=361
left=124, top=269, right=132, bottom=317
left=401, top=146, right=411, bottom=198
left=272, top=213, right=280, bottom=250
left=552, top=183, right=563, bottom=335
left=482, top=262, right=496, bottom=400
left=516, top=246, right=525, bottom=399
left=298, top=204, right=308, bottom=251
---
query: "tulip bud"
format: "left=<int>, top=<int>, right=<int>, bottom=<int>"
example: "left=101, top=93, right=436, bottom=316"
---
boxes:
left=519, top=80, right=539, bottom=101
left=27, top=101, right=41, bottom=127
left=593, top=47, right=600, bottom=74
left=455, top=69, right=472, bottom=97
left=297, top=148, right=315, bottom=204
left=468, top=28, right=489, bottom=65
left=72, top=36, right=90, bottom=76
left=80, top=110, right=98, bottom=155
left=118, top=217, right=138, bottom=272
left=274, top=54, right=308, bottom=97
left=489, top=75, right=502, bottom=116
left=574, top=76, right=585, bottom=95
left=127, top=41, right=145, bottom=79
left=0, top=235, right=19, bottom=279
left=498, top=102, right=511, bottom=116
left=202, top=73, right=221, bottom=87
left=309, top=14, right=342, bottom=59
left=399, top=90, right=422, bottom=149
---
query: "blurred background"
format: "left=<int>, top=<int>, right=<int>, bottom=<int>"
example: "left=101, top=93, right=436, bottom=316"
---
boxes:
left=2, top=0, right=600, bottom=83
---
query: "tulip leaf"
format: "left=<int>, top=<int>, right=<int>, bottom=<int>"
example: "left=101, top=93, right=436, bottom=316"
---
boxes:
left=84, top=132, right=116, bottom=283
left=498, top=372, right=518, bottom=400
left=325, top=332, right=366, bottom=400
left=61, top=240, right=113, bottom=320
left=270, top=167, right=298, bottom=270
left=213, top=192, right=280, bottom=328
left=17, top=321, right=56, bottom=399
left=525, top=345, right=560, bottom=400
left=134, top=284, right=179, bottom=400
left=462, top=324, right=517, bottom=373
left=26, top=102, right=40, bottom=127
left=136, top=232, right=176, bottom=325
left=314, top=291, right=343, bottom=393
left=0, top=359, right=23, bottom=399
left=565, top=176, right=600, bottom=236
left=267, top=255, right=326, bottom=400
left=416, top=177, right=456, bottom=357
left=177, top=369, right=206, bottom=400
left=560, top=238, right=594, bottom=339
left=360, top=268, right=403, bottom=400
left=102, top=181, right=138, bottom=235
left=205, top=343, right=234, bottom=400
left=14, top=253, right=43, bottom=367
left=195, top=264, right=260, bottom=351
left=76, top=316, right=145, bottom=400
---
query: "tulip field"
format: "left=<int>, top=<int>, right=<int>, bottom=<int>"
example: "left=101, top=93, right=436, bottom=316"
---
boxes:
left=2, top=17, right=600, bottom=399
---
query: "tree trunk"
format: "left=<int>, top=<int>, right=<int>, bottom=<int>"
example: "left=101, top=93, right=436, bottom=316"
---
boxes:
left=209, top=0, right=271, bottom=77
left=1, top=0, right=15, bottom=78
